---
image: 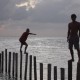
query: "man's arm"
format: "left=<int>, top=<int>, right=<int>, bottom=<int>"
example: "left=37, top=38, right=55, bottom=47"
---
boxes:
left=29, top=33, right=36, bottom=35
left=79, top=24, right=80, bottom=37
left=67, top=24, right=70, bottom=42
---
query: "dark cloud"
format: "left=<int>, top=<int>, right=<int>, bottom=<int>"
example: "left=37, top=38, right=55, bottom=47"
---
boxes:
left=0, top=0, right=10, bottom=9
left=0, top=0, right=10, bottom=20
left=0, top=0, right=80, bottom=23
left=0, top=0, right=29, bottom=21
left=10, top=0, right=72, bottom=23
left=11, top=8, right=29, bottom=20
left=29, top=0, right=72, bottom=23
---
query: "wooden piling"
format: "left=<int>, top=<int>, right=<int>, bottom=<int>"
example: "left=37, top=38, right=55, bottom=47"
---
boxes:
left=76, top=61, right=80, bottom=80
left=0, top=49, right=74, bottom=80
left=12, top=52, right=15, bottom=77
left=61, top=68, right=65, bottom=80
left=14, top=53, right=16, bottom=78
left=8, top=52, right=11, bottom=78
left=5, top=49, right=7, bottom=74
left=40, top=63, right=43, bottom=80
left=34, top=56, right=37, bottom=80
left=47, top=64, right=51, bottom=80
left=15, top=53, right=18, bottom=79
left=24, top=52, right=28, bottom=80
left=68, top=60, right=72, bottom=80
left=20, top=51, right=22, bottom=79
left=29, top=55, right=32, bottom=80
left=1, top=51, right=4, bottom=73
left=54, top=66, right=57, bottom=80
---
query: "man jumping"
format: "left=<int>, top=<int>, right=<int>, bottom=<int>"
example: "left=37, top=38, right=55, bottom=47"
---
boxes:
left=19, top=28, right=36, bottom=53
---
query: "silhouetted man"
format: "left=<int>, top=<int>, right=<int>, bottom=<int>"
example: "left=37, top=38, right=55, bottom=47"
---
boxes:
left=67, top=14, right=80, bottom=61
left=19, top=28, right=36, bottom=53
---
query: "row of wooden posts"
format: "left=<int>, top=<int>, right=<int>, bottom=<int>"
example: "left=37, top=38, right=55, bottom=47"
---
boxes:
left=0, top=49, right=80, bottom=80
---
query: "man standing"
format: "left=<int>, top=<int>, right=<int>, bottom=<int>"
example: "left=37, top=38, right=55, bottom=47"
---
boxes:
left=67, top=14, right=80, bottom=61
left=19, top=28, right=36, bottom=53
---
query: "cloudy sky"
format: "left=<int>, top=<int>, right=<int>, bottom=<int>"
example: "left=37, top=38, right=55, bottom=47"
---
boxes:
left=0, top=0, right=80, bottom=37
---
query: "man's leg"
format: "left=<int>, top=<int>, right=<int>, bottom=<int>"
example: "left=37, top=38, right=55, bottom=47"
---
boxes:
left=76, top=48, right=80, bottom=61
left=69, top=41, right=74, bottom=61
left=69, top=48, right=74, bottom=61
left=20, top=44, right=23, bottom=52
left=74, top=38, right=80, bottom=61
left=24, top=43, right=28, bottom=53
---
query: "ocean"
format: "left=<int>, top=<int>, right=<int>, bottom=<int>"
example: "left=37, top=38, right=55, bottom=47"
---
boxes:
left=0, top=37, right=79, bottom=80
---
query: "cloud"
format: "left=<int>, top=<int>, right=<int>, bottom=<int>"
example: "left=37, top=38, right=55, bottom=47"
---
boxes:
left=14, top=0, right=80, bottom=23
left=26, top=0, right=69, bottom=23
left=31, top=0, right=80, bottom=23
left=0, top=0, right=80, bottom=36
left=16, top=0, right=38, bottom=10
left=0, top=0, right=27, bottom=21
left=1, top=0, right=80, bottom=22
left=0, top=0, right=10, bottom=20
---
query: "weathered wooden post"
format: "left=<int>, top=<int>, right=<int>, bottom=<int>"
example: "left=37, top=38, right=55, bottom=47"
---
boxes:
left=40, top=63, right=43, bottom=80
left=8, top=52, right=11, bottom=78
left=47, top=64, right=51, bottom=80
left=29, top=55, right=32, bottom=80
left=14, top=53, right=16, bottom=78
left=12, top=52, right=15, bottom=77
left=34, top=56, right=37, bottom=80
left=5, top=49, right=7, bottom=74
left=1, top=51, right=4, bottom=73
left=20, top=51, right=23, bottom=79
left=15, top=53, right=18, bottom=80
left=76, top=61, right=80, bottom=80
left=68, top=60, right=72, bottom=80
left=60, top=68, right=65, bottom=80
left=24, top=52, right=28, bottom=80
left=54, top=66, right=57, bottom=80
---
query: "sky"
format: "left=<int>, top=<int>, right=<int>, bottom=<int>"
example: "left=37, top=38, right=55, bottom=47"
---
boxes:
left=0, top=0, right=80, bottom=37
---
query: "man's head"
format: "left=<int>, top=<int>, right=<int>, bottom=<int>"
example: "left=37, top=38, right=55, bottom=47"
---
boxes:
left=71, top=14, right=77, bottom=22
left=26, top=28, right=30, bottom=32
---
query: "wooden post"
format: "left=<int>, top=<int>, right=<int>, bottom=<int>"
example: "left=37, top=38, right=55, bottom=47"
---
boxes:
left=14, top=53, right=16, bottom=78
left=8, top=52, right=11, bottom=78
left=29, top=55, right=32, bottom=80
left=20, top=51, right=22, bottom=79
left=40, top=63, right=43, bottom=80
left=68, top=60, right=72, bottom=80
left=34, top=56, right=37, bottom=80
left=61, top=68, right=65, bottom=80
left=54, top=66, right=57, bottom=80
left=76, top=62, right=80, bottom=80
left=0, top=53, right=1, bottom=73
left=24, top=53, right=28, bottom=80
left=5, top=49, right=7, bottom=74
left=15, top=53, right=18, bottom=80
left=12, top=52, right=15, bottom=77
left=1, top=51, right=4, bottom=73
left=47, top=64, right=51, bottom=80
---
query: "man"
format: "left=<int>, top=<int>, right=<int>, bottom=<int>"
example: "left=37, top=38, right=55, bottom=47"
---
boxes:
left=67, top=14, right=80, bottom=61
left=19, top=28, right=36, bottom=53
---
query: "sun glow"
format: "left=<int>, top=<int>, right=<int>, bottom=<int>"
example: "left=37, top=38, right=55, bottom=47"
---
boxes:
left=16, top=0, right=38, bottom=10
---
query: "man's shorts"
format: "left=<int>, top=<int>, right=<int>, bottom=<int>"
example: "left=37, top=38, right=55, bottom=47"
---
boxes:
left=19, top=40, right=27, bottom=45
left=68, top=36, right=79, bottom=49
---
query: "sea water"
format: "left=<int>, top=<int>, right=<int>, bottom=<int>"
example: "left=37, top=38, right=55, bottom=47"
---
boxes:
left=0, top=37, right=78, bottom=80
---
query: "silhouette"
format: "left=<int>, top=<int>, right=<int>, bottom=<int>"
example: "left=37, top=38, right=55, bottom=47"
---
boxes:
left=67, top=14, right=80, bottom=62
left=19, top=28, right=36, bottom=53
